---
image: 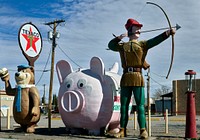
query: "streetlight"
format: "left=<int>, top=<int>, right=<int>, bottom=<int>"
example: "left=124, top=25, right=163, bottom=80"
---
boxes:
left=185, top=70, right=197, bottom=139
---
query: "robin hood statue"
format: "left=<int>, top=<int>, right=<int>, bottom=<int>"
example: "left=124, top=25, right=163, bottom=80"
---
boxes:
left=108, top=18, right=175, bottom=139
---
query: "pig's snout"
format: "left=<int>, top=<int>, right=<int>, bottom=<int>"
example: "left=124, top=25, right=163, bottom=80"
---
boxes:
left=61, top=91, right=85, bottom=113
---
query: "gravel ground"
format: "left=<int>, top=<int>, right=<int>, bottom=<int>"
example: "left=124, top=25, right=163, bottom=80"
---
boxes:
left=0, top=114, right=200, bottom=140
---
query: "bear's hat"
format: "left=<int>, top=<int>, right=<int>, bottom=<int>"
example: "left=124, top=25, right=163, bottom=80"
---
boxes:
left=17, top=64, right=31, bottom=70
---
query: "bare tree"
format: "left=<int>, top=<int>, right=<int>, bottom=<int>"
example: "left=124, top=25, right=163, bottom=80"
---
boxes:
left=153, top=86, right=171, bottom=99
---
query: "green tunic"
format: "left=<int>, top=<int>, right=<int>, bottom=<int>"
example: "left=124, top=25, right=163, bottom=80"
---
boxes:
left=108, top=32, right=169, bottom=87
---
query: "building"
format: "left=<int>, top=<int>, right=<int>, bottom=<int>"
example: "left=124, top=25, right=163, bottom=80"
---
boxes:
left=155, top=98, right=172, bottom=114
left=156, top=79, right=200, bottom=116
left=172, top=79, right=200, bottom=115
left=154, top=78, right=200, bottom=116
left=0, top=90, right=14, bottom=116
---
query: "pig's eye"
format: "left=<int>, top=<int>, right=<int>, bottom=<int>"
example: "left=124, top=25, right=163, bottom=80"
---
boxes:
left=66, top=84, right=70, bottom=88
left=79, top=83, right=83, bottom=87
left=77, top=79, right=86, bottom=88
left=64, top=79, right=73, bottom=89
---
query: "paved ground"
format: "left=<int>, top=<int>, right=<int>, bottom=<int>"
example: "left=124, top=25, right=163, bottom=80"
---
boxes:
left=0, top=114, right=200, bottom=140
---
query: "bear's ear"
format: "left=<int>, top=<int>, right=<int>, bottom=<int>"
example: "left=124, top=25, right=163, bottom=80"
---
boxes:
left=56, top=60, right=73, bottom=85
left=30, top=66, right=34, bottom=73
left=90, top=57, right=105, bottom=81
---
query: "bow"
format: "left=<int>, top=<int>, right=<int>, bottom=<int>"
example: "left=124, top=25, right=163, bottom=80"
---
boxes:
left=147, top=2, right=174, bottom=79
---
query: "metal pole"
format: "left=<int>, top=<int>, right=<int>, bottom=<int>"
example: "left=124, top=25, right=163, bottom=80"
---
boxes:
left=147, top=68, right=151, bottom=136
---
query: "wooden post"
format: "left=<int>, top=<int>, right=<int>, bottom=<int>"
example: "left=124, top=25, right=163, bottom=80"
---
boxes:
left=165, top=109, right=168, bottom=134
left=45, top=19, right=65, bottom=131
left=134, top=111, right=137, bottom=130
left=47, top=22, right=56, bottom=132
left=148, top=109, right=151, bottom=135
left=7, top=108, right=10, bottom=129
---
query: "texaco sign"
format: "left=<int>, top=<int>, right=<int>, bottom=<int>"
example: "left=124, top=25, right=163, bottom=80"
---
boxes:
left=18, top=22, right=42, bottom=61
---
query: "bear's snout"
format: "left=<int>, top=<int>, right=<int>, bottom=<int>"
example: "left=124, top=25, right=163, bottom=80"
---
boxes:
left=15, top=72, right=20, bottom=77
left=15, top=72, right=31, bottom=84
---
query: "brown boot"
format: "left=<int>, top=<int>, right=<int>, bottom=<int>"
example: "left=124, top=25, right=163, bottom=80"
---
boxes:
left=139, top=128, right=148, bottom=139
left=124, top=128, right=127, bottom=137
left=113, top=128, right=125, bottom=138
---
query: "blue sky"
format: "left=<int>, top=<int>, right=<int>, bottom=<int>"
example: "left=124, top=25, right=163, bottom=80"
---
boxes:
left=0, top=0, right=200, bottom=99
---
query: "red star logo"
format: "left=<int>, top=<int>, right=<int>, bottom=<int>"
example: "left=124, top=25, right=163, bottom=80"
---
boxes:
left=22, top=27, right=39, bottom=53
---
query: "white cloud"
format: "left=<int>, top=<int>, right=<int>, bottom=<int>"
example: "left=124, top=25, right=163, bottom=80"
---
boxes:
left=1, top=0, right=200, bottom=96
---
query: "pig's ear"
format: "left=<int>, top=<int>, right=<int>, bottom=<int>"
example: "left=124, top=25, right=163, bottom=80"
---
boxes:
left=56, top=60, right=73, bottom=84
left=109, top=62, right=119, bottom=73
left=90, top=57, right=105, bottom=81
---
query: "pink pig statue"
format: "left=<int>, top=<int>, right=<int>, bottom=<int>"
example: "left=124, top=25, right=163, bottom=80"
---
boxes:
left=56, top=56, right=132, bottom=135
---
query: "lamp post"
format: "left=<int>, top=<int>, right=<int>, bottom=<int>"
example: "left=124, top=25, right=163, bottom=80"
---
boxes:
left=185, top=70, right=197, bottom=139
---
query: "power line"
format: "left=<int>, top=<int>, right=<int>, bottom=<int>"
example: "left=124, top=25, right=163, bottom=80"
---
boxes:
left=57, top=44, right=82, bottom=68
left=150, top=76, right=166, bottom=87
left=150, top=76, right=172, bottom=89
left=35, top=48, right=51, bottom=86
left=151, top=71, right=166, bottom=78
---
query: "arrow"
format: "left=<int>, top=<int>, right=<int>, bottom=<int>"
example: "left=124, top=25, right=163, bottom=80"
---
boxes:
left=140, top=24, right=181, bottom=33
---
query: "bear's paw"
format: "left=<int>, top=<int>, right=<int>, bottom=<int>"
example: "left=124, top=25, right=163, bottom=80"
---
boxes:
left=0, top=68, right=9, bottom=81
left=31, top=107, right=40, bottom=116
left=26, top=126, right=35, bottom=133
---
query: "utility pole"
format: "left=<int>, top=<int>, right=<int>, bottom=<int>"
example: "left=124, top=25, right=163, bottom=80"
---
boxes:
left=42, top=84, right=46, bottom=105
left=0, top=92, right=1, bottom=131
left=44, top=19, right=65, bottom=131
left=147, top=68, right=151, bottom=136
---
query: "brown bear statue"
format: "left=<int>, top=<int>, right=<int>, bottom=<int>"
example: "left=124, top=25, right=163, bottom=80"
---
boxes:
left=0, top=65, right=40, bottom=133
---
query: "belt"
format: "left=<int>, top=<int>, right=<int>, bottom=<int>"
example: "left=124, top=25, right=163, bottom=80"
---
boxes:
left=123, top=67, right=142, bottom=73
